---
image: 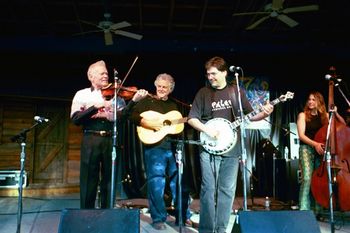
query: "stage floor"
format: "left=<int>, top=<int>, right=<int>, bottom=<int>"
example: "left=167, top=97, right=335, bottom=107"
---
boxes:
left=0, top=194, right=349, bottom=233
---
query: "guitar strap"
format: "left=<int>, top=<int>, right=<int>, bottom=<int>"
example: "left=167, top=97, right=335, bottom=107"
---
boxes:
left=229, top=85, right=238, bottom=120
left=209, top=85, right=238, bottom=121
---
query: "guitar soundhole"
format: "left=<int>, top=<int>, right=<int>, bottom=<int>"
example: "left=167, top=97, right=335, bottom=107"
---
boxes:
left=163, top=120, right=171, bottom=126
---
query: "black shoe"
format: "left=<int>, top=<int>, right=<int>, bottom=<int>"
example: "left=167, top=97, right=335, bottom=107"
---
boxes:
left=184, top=219, right=193, bottom=227
left=175, top=219, right=193, bottom=227
left=152, top=222, right=167, bottom=230
left=316, top=214, right=326, bottom=222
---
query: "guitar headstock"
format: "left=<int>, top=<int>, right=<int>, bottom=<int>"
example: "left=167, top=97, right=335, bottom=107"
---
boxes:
left=279, top=91, right=294, bottom=102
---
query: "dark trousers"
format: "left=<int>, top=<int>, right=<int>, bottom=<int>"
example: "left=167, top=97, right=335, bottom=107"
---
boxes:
left=80, top=134, right=112, bottom=209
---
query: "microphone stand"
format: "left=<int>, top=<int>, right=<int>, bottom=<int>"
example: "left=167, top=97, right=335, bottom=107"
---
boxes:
left=335, top=83, right=350, bottom=108
left=11, top=121, right=43, bottom=233
left=167, top=138, right=202, bottom=231
left=235, top=71, right=248, bottom=211
left=175, top=141, right=184, bottom=233
left=110, top=69, right=121, bottom=208
left=323, top=111, right=335, bottom=233
left=110, top=56, right=139, bottom=208
left=263, top=118, right=296, bottom=136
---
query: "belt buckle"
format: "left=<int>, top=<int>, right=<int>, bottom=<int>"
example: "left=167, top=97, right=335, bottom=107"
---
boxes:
left=99, top=131, right=107, bottom=136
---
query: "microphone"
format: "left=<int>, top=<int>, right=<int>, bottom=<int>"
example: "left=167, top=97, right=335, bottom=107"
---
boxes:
left=229, top=66, right=241, bottom=72
left=34, top=116, right=49, bottom=123
left=325, top=74, right=342, bottom=83
left=113, top=68, right=119, bottom=80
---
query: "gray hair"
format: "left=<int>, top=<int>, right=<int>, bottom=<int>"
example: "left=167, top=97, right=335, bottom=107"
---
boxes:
left=87, top=60, right=106, bottom=79
left=154, top=73, right=175, bottom=92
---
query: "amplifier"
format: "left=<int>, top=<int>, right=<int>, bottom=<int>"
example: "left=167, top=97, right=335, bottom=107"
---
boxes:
left=0, top=170, right=27, bottom=188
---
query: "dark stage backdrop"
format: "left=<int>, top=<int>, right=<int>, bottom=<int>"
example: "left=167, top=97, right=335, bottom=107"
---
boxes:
left=2, top=48, right=350, bottom=201
left=113, top=88, right=302, bottom=201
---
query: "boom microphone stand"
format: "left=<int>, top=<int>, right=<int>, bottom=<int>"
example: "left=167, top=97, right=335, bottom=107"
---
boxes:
left=11, top=117, right=48, bottom=233
left=335, top=82, right=350, bottom=108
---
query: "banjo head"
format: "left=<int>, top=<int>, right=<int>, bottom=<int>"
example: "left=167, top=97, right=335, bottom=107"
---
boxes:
left=200, top=118, right=237, bottom=155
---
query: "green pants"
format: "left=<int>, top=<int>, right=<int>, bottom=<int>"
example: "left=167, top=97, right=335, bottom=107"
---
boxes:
left=298, top=144, right=321, bottom=211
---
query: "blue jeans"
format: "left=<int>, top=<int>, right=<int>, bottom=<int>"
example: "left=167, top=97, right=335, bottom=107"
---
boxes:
left=144, top=147, right=178, bottom=223
left=199, top=151, right=239, bottom=233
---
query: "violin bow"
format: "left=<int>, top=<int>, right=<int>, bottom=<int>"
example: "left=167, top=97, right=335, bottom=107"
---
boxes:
left=116, top=56, right=139, bottom=89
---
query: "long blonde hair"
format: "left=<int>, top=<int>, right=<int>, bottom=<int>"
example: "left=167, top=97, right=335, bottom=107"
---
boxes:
left=304, top=91, right=328, bottom=125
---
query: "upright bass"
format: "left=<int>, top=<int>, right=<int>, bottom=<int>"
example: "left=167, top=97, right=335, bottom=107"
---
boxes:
left=311, top=68, right=350, bottom=211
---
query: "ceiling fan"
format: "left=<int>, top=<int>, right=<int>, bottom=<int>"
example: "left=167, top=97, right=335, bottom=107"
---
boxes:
left=233, top=0, right=319, bottom=30
left=77, top=13, right=143, bottom=45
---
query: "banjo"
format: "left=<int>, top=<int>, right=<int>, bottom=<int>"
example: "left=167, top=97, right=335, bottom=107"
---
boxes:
left=200, top=91, right=294, bottom=155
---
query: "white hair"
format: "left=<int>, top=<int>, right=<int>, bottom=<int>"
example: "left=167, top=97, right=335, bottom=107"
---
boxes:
left=154, top=73, right=175, bottom=92
left=87, top=60, right=106, bottom=79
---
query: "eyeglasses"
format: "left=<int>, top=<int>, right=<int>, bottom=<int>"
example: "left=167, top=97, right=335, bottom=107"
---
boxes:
left=206, top=72, right=218, bottom=77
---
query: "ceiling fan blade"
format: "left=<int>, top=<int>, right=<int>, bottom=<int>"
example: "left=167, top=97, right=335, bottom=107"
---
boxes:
left=104, top=30, right=113, bottom=45
left=79, top=20, right=99, bottom=28
left=283, top=5, right=319, bottom=14
left=277, top=14, right=299, bottom=27
left=110, top=21, right=132, bottom=30
left=113, top=30, right=143, bottom=40
left=246, top=15, right=270, bottom=30
left=72, top=29, right=103, bottom=36
left=233, top=11, right=269, bottom=16
left=271, top=0, right=283, bottom=11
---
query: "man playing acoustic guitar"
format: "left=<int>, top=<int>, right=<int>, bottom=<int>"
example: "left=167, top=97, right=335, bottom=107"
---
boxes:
left=129, top=73, right=190, bottom=230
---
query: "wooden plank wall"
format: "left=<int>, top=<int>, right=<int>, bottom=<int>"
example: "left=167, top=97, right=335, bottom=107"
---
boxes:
left=0, top=95, right=81, bottom=196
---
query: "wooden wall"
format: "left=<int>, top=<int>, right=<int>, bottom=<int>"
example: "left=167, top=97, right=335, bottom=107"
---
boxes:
left=0, top=95, right=81, bottom=196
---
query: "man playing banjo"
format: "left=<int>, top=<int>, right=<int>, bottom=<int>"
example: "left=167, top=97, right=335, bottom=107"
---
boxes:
left=187, top=56, right=274, bottom=233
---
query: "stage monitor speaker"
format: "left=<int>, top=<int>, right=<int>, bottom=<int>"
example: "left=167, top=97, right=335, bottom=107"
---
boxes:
left=232, top=210, right=320, bottom=233
left=58, top=208, right=140, bottom=233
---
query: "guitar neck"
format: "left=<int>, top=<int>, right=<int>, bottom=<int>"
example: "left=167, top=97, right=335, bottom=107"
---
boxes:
left=231, top=97, right=282, bottom=128
left=171, top=117, right=188, bottom=125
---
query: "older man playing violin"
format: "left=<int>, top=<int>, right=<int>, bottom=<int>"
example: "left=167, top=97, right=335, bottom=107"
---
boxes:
left=70, top=60, right=148, bottom=209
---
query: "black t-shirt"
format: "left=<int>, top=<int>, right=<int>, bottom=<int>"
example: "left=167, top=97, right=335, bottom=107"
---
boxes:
left=130, top=96, right=179, bottom=149
left=188, top=84, right=254, bottom=156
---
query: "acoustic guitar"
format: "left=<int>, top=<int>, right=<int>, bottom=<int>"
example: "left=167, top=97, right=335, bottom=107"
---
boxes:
left=137, top=110, right=187, bottom=144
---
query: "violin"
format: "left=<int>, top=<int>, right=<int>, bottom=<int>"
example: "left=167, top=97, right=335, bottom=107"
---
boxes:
left=101, top=83, right=156, bottom=100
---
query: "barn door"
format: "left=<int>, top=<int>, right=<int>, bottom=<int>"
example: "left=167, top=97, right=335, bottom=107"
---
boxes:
left=32, top=102, right=69, bottom=184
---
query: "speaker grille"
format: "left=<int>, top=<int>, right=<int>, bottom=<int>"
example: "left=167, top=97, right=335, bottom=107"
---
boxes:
left=233, top=210, right=320, bottom=233
left=58, top=208, right=140, bottom=233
